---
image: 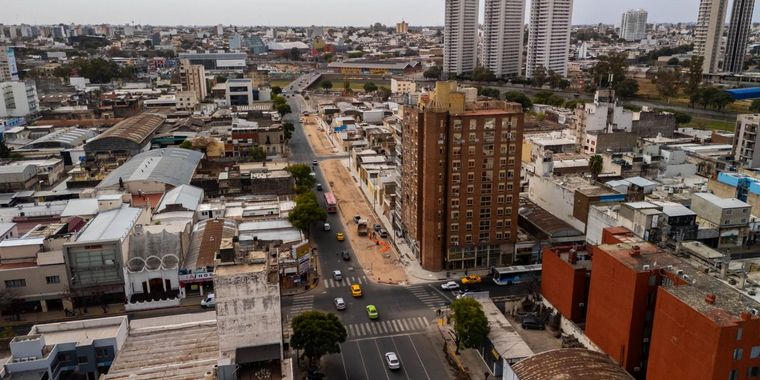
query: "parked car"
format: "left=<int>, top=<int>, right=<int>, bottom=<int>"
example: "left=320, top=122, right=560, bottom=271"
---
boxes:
left=201, top=293, right=216, bottom=308
left=334, top=297, right=346, bottom=310
left=312, top=159, right=318, bottom=165
left=333, top=270, right=343, bottom=281
left=323, top=223, right=331, bottom=231
left=366, top=305, right=379, bottom=319
left=441, top=281, right=460, bottom=290
left=341, top=251, right=351, bottom=261
left=316, top=183, right=323, bottom=191
left=460, top=275, right=482, bottom=284
left=462, top=285, right=480, bottom=293
left=336, top=232, right=345, bottom=241
left=521, top=316, right=545, bottom=330
left=374, top=224, right=382, bottom=232
left=353, top=215, right=362, bottom=224
left=379, top=229, right=389, bottom=238
left=384, top=352, right=401, bottom=370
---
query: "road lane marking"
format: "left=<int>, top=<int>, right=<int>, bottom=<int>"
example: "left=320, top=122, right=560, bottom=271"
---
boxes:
left=389, top=336, right=411, bottom=380
left=339, top=348, right=350, bottom=380
left=405, top=334, right=432, bottom=380
left=355, top=341, right=371, bottom=380
left=392, top=320, right=402, bottom=332
left=324, top=279, right=329, bottom=288
left=373, top=340, right=391, bottom=380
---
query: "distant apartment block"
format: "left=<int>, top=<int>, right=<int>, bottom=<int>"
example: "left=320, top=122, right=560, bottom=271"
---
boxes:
left=723, top=0, right=755, bottom=74
left=444, top=0, right=479, bottom=76
left=396, top=20, right=409, bottom=34
left=526, top=0, right=573, bottom=77
left=620, top=9, right=648, bottom=42
left=482, top=0, right=525, bottom=77
left=0, top=80, right=39, bottom=118
left=178, top=58, right=208, bottom=102
left=734, top=114, right=760, bottom=168
left=695, top=0, right=729, bottom=74
left=0, top=46, right=19, bottom=81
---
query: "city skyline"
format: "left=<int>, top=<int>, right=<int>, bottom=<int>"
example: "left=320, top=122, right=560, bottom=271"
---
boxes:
left=1, top=0, right=758, bottom=26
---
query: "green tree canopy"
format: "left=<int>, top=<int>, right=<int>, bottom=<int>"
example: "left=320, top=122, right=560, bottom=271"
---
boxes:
left=652, top=68, right=680, bottom=103
left=531, top=65, right=548, bottom=87
left=283, top=122, right=295, bottom=140
left=685, top=56, right=704, bottom=105
left=450, top=298, right=490, bottom=353
left=471, top=66, right=496, bottom=82
left=503, top=91, right=533, bottom=110
left=378, top=86, right=392, bottom=101
left=589, top=154, right=603, bottom=179
left=615, top=78, right=639, bottom=98
left=290, top=47, right=301, bottom=61
left=363, top=82, right=378, bottom=92
left=271, top=86, right=282, bottom=95
left=479, top=87, right=500, bottom=99
left=590, top=52, right=628, bottom=89
left=178, top=140, right=194, bottom=150
left=288, top=192, right=327, bottom=231
left=424, top=65, right=442, bottom=79
left=320, top=80, right=333, bottom=90
left=249, top=146, right=267, bottom=162
left=750, top=99, right=760, bottom=113
left=290, top=311, right=347, bottom=367
left=287, top=163, right=316, bottom=191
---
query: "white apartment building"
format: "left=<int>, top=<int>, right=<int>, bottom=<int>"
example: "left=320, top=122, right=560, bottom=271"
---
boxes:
left=390, top=78, right=417, bottom=94
left=695, top=0, right=729, bottom=74
left=444, top=0, right=479, bottom=76
left=0, top=81, right=39, bottom=118
left=733, top=114, right=760, bottom=168
left=178, top=59, right=208, bottom=102
left=526, top=0, right=573, bottom=78
left=482, top=0, right=526, bottom=77
left=0, top=47, right=19, bottom=81
left=620, top=9, right=648, bottom=42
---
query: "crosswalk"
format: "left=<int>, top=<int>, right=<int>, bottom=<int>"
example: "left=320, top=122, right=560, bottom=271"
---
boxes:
left=408, top=284, right=450, bottom=311
left=284, top=295, right=314, bottom=340
left=345, top=317, right=429, bottom=339
left=323, top=275, right=368, bottom=289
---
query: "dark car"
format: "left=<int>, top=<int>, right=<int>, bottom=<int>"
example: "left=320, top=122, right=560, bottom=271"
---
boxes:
left=462, top=285, right=480, bottom=293
left=341, top=251, right=351, bottom=261
left=316, top=183, right=323, bottom=191
left=521, top=316, right=545, bottom=330
left=374, top=224, right=382, bottom=232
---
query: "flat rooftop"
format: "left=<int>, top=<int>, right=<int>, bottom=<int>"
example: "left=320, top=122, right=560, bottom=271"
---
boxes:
left=477, top=298, right=533, bottom=361
left=28, top=316, right=127, bottom=347
left=597, top=242, right=680, bottom=272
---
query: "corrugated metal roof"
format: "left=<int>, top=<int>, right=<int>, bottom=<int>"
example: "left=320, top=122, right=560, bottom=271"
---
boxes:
left=510, top=349, right=634, bottom=380
left=89, top=113, right=165, bottom=145
left=155, top=185, right=204, bottom=213
left=60, top=199, right=99, bottom=217
left=76, top=206, right=142, bottom=242
left=23, top=127, right=97, bottom=149
left=98, top=148, right=204, bottom=189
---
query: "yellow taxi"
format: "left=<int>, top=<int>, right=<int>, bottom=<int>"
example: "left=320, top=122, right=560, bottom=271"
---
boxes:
left=460, top=274, right=482, bottom=284
left=351, top=284, right=363, bottom=297
left=336, top=232, right=345, bottom=241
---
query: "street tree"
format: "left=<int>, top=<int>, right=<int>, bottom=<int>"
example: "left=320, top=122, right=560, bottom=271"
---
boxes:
left=377, top=86, right=392, bottom=101
left=290, top=311, right=347, bottom=367
left=343, top=80, right=352, bottom=93
left=249, top=146, right=267, bottom=162
left=547, top=70, right=564, bottom=89
left=751, top=99, right=760, bottom=113
left=589, top=52, right=628, bottom=89
left=179, top=140, right=194, bottom=150
left=531, top=65, right=548, bottom=87
left=652, top=68, right=680, bottom=103
left=283, top=122, right=295, bottom=141
left=479, top=87, right=500, bottom=99
left=615, top=78, right=639, bottom=98
left=320, top=80, right=333, bottom=91
left=685, top=56, right=704, bottom=106
left=589, top=154, right=603, bottom=179
left=287, top=163, right=316, bottom=191
left=503, top=91, right=533, bottom=110
left=471, top=66, right=496, bottom=82
left=271, top=86, right=282, bottom=95
left=363, top=82, right=378, bottom=92
left=290, top=47, right=301, bottom=61
left=288, top=192, right=327, bottom=233
left=424, top=65, right=442, bottom=79
left=450, top=297, right=490, bottom=353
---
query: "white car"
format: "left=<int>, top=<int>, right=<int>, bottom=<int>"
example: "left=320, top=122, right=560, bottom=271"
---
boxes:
left=385, top=352, right=401, bottom=370
left=333, top=270, right=343, bottom=281
left=334, top=297, right=346, bottom=310
left=201, top=293, right=216, bottom=308
left=441, top=281, right=460, bottom=290
left=323, top=222, right=331, bottom=231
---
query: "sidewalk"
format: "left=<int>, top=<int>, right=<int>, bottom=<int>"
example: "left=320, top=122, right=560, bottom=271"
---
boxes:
left=3, top=296, right=205, bottom=327
left=435, top=317, right=491, bottom=380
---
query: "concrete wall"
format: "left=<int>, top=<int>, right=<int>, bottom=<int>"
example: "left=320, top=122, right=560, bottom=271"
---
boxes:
left=527, top=176, right=585, bottom=232
left=586, top=206, right=618, bottom=244
left=0, top=263, right=68, bottom=300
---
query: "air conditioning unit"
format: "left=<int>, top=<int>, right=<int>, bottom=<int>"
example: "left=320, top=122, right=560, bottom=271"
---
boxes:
left=642, top=265, right=650, bottom=271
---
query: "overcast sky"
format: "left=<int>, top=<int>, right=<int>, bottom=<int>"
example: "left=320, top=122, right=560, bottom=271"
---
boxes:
left=1, top=0, right=757, bottom=27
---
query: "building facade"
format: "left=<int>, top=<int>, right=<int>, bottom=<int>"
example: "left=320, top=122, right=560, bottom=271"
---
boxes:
left=0, top=80, right=39, bottom=118
left=733, top=114, right=760, bottom=168
left=401, top=82, right=523, bottom=271
left=0, top=46, right=19, bottom=81
left=443, top=0, right=479, bottom=77
left=723, top=0, right=755, bottom=74
left=178, top=58, right=208, bottom=102
left=526, top=0, right=573, bottom=77
left=396, top=20, right=409, bottom=34
left=482, top=0, right=526, bottom=77
left=695, top=0, right=729, bottom=74
left=620, top=9, right=648, bottom=42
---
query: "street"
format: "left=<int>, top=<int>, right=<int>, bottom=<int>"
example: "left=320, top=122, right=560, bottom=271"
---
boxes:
left=283, top=92, right=456, bottom=379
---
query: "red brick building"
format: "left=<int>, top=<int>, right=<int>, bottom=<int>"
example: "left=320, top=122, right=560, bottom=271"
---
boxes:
left=541, top=245, right=591, bottom=323
left=647, top=273, right=760, bottom=380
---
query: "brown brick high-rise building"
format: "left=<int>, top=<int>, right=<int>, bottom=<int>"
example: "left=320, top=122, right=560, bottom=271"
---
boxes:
left=400, top=81, right=523, bottom=271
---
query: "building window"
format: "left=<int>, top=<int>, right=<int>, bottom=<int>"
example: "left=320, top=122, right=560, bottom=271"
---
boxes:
left=749, top=367, right=760, bottom=378
left=465, top=223, right=472, bottom=232
left=497, top=196, right=505, bottom=204
left=453, top=120, right=462, bottom=131
left=467, top=185, right=474, bottom=194
left=465, top=235, right=472, bottom=243
left=4, top=279, right=26, bottom=288
left=738, top=327, right=744, bottom=341
left=451, top=224, right=459, bottom=232
left=451, top=199, right=460, bottom=208
left=498, top=184, right=505, bottom=192
left=466, top=210, right=473, bottom=219
left=466, top=198, right=474, bottom=206
left=479, top=232, right=490, bottom=240
left=78, top=356, right=88, bottom=365
left=479, top=220, right=491, bottom=231
left=46, top=276, right=60, bottom=284
left=729, top=370, right=739, bottom=380
left=480, top=208, right=491, bottom=218
left=497, top=208, right=504, bottom=217
left=481, top=196, right=491, bottom=206
left=733, top=348, right=743, bottom=360
left=751, top=346, right=760, bottom=359
left=451, top=236, right=459, bottom=245
left=468, top=146, right=476, bottom=156
left=467, top=173, right=475, bottom=181
left=451, top=211, right=459, bottom=219
left=496, top=232, right=502, bottom=240
left=468, top=160, right=475, bottom=169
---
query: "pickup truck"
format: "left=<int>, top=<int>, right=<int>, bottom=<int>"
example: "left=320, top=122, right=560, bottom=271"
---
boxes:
left=357, top=220, right=368, bottom=236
